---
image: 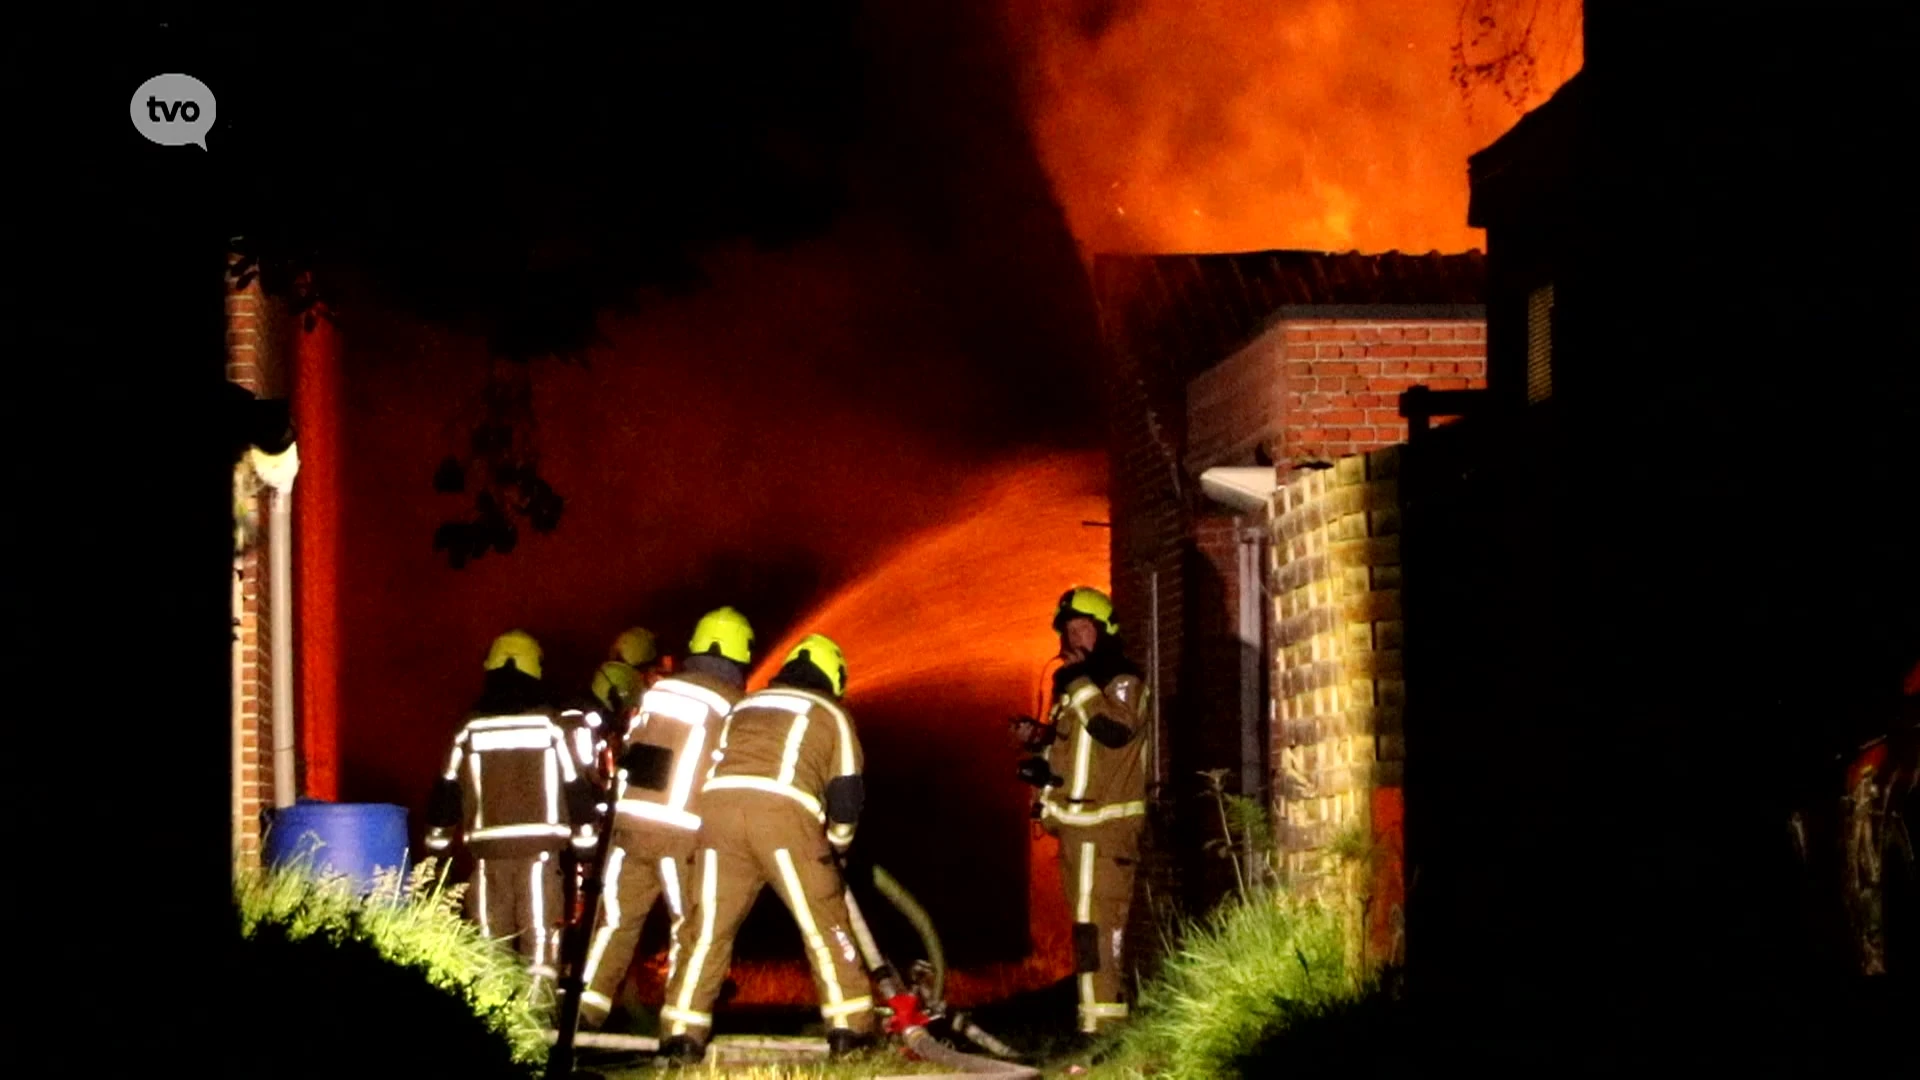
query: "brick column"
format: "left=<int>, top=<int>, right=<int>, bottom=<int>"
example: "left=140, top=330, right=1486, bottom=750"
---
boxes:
left=1270, top=446, right=1407, bottom=974
left=227, top=262, right=273, bottom=868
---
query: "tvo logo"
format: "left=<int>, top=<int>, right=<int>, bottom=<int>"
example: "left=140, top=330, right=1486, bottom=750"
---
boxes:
left=131, top=74, right=217, bottom=150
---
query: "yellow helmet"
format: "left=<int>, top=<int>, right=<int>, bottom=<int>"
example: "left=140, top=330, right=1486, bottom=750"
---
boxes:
left=1052, top=586, right=1119, bottom=636
left=784, top=633, right=848, bottom=698
left=611, top=627, right=659, bottom=668
left=689, top=606, right=754, bottom=665
left=484, top=630, right=543, bottom=680
left=591, top=661, right=641, bottom=712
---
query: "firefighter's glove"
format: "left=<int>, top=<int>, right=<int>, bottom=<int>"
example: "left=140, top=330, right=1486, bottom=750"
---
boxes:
left=1017, top=755, right=1064, bottom=789
left=1010, top=715, right=1056, bottom=751
left=425, top=826, right=453, bottom=854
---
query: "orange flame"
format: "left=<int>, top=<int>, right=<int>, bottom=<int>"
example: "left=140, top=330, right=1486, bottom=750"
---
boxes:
left=1003, top=0, right=1585, bottom=254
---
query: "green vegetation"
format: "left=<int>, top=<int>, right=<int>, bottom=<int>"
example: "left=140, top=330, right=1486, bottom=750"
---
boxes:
left=232, top=853, right=549, bottom=1077
left=1078, top=887, right=1368, bottom=1080
left=1068, top=773, right=1384, bottom=1079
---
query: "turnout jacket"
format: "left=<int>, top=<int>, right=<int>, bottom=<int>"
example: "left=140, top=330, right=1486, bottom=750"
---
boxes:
left=556, top=698, right=614, bottom=790
left=426, top=708, right=601, bottom=860
left=1038, top=649, right=1150, bottom=831
left=703, top=684, right=866, bottom=850
left=613, top=670, right=742, bottom=834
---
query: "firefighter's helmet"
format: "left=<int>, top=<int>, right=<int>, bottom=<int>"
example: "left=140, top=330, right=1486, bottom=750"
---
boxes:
left=690, top=606, right=754, bottom=665
left=484, top=630, right=543, bottom=680
left=1053, top=586, right=1119, bottom=636
left=785, top=634, right=847, bottom=698
left=591, top=661, right=641, bottom=712
left=611, top=627, right=659, bottom=668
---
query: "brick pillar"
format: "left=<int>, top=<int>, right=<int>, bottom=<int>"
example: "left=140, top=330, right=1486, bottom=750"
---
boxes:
left=1270, top=445, right=1407, bottom=975
left=227, top=262, right=274, bottom=869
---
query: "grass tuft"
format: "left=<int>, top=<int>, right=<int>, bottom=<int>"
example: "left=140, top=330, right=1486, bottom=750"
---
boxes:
left=1081, top=885, right=1367, bottom=1080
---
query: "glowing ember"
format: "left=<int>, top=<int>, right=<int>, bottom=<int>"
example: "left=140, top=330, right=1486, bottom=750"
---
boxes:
left=1003, top=0, right=1585, bottom=253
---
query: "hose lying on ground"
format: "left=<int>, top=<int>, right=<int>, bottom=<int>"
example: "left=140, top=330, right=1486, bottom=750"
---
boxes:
left=851, top=865, right=1038, bottom=1076
left=898, top=1026, right=1041, bottom=1077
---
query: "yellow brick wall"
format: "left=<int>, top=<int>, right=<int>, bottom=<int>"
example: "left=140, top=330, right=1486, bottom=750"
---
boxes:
left=1270, top=447, right=1403, bottom=891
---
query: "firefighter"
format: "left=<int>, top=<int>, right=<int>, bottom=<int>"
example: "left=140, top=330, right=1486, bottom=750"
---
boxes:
left=424, top=630, right=601, bottom=987
left=576, top=607, right=756, bottom=1033
left=552, top=629, right=667, bottom=953
left=1013, top=587, right=1150, bottom=1040
left=657, top=634, right=874, bottom=1064
left=563, top=627, right=668, bottom=792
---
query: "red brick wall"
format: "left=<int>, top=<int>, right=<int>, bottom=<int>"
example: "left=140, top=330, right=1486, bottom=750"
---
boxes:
left=1186, top=328, right=1284, bottom=473
left=227, top=263, right=278, bottom=868
left=1097, top=313, right=1188, bottom=785
left=1278, top=319, right=1488, bottom=465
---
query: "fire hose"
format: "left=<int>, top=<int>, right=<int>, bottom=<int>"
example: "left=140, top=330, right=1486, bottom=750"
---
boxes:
left=841, top=861, right=1040, bottom=1077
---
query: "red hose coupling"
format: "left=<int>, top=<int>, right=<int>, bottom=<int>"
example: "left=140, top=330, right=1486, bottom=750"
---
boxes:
left=885, top=992, right=930, bottom=1035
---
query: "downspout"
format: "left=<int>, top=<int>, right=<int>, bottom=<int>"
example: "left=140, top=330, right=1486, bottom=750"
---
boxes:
left=271, top=485, right=297, bottom=807
left=1149, top=569, right=1162, bottom=790
left=251, top=444, right=302, bottom=809
left=1237, top=524, right=1265, bottom=801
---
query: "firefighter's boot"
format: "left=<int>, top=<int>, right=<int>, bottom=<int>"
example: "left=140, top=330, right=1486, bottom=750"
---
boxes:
left=654, top=1034, right=706, bottom=1067
left=826, top=1029, right=876, bottom=1060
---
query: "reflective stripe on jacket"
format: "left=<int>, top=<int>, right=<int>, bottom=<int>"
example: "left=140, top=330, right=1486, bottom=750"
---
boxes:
left=1039, top=673, right=1149, bottom=829
left=615, top=672, right=741, bottom=833
left=703, top=686, right=863, bottom=846
left=440, top=712, right=586, bottom=858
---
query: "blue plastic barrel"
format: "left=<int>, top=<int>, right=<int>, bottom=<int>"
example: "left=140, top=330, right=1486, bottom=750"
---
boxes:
left=263, top=800, right=410, bottom=895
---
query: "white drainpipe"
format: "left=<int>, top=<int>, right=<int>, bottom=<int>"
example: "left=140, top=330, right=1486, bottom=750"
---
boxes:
left=271, top=486, right=297, bottom=808
left=251, top=443, right=302, bottom=810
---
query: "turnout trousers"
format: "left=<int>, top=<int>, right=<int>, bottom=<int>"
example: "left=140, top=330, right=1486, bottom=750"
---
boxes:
left=1056, top=818, right=1143, bottom=1033
left=659, top=790, right=875, bottom=1041
left=468, top=852, right=565, bottom=982
left=578, top=821, right=696, bottom=1029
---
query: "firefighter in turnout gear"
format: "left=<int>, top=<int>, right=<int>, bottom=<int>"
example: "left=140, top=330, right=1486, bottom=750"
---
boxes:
left=566, top=627, right=669, bottom=790
left=553, top=628, right=666, bottom=952
left=1015, top=587, right=1150, bottom=1037
left=424, top=630, right=602, bottom=987
left=658, top=634, right=875, bottom=1064
left=576, top=608, right=755, bottom=1033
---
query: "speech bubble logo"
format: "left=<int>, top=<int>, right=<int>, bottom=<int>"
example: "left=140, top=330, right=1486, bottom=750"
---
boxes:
left=130, top=74, right=217, bottom=150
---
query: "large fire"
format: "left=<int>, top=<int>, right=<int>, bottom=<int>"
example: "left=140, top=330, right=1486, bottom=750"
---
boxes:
left=1001, top=0, right=1585, bottom=254
left=630, top=452, right=1109, bottom=1008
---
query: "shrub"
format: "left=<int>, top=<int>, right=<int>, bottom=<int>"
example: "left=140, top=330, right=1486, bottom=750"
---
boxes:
left=229, top=854, right=548, bottom=1078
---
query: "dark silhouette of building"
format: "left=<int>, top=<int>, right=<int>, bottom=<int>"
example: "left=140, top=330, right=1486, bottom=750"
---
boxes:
left=1397, top=3, right=1919, bottom=1067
